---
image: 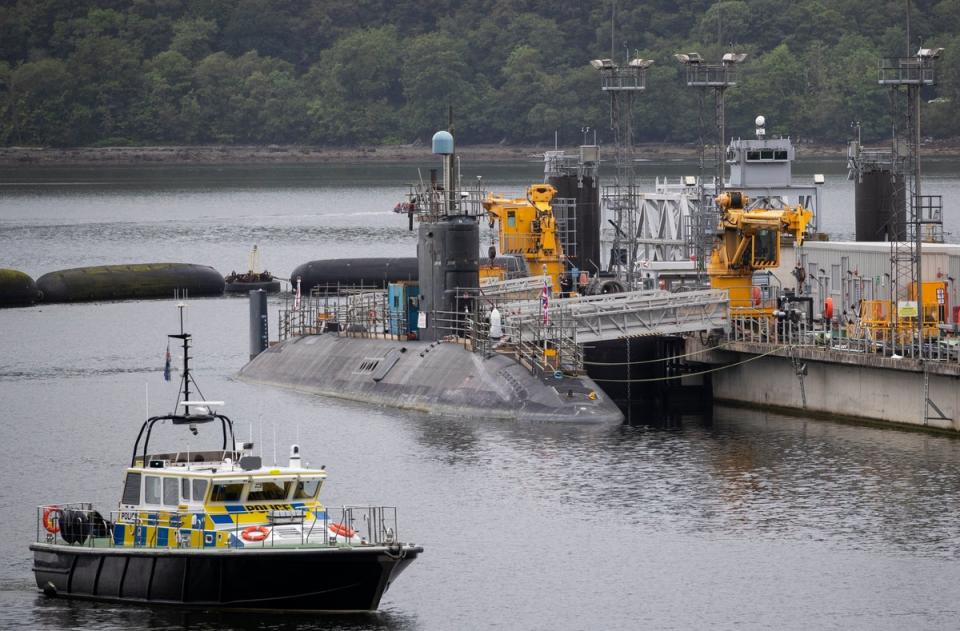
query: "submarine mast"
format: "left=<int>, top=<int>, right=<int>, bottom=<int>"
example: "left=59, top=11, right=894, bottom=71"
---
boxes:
left=415, top=127, right=481, bottom=342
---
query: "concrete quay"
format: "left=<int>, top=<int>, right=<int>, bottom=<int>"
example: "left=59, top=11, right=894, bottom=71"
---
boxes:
left=691, top=339, right=960, bottom=433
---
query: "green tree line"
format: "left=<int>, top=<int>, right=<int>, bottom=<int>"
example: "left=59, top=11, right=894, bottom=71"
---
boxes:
left=1, top=0, right=959, bottom=147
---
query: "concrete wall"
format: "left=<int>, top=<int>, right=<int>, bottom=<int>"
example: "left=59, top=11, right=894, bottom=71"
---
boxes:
left=705, top=344, right=960, bottom=432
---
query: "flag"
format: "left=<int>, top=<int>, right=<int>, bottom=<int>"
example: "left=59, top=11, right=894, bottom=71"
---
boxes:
left=541, top=277, right=550, bottom=326
left=163, top=341, right=171, bottom=381
left=293, top=276, right=302, bottom=311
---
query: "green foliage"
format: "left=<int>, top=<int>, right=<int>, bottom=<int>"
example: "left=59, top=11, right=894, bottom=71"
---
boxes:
left=0, top=1, right=958, bottom=146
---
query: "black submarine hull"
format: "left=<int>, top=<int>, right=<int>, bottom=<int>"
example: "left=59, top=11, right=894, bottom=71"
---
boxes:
left=31, top=542, right=420, bottom=611
left=37, top=263, right=224, bottom=303
left=292, top=258, right=418, bottom=291
left=291, top=256, right=526, bottom=292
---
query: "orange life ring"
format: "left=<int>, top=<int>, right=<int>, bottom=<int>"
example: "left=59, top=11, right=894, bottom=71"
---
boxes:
left=328, top=522, right=356, bottom=538
left=824, top=296, right=834, bottom=320
left=42, top=506, right=61, bottom=534
left=241, top=525, right=269, bottom=542
left=751, top=285, right=762, bottom=307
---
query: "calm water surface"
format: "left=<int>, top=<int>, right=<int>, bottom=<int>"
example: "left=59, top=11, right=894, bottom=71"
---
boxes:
left=1, top=161, right=960, bottom=630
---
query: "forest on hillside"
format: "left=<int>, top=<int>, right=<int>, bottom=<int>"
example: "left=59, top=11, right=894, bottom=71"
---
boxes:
left=1, top=0, right=959, bottom=148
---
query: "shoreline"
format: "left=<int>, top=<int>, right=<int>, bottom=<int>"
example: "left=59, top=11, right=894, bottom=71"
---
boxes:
left=2, top=140, right=960, bottom=166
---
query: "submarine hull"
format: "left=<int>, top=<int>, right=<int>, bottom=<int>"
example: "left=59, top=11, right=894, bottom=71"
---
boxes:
left=0, top=269, right=42, bottom=307
left=239, top=334, right=623, bottom=423
left=291, top=256, right=525, bottom=293
left=37, top=263, right=224, bottom=303
left=292, top=258, right=418, bottom=291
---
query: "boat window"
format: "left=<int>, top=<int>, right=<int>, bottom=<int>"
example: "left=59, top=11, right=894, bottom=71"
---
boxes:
left=181, top=478, right=191, bottom=501
left=294, top=478, right=323, bottom=499
left=775, top=150, right=788, bottom=160
left=121, top=472, right=141, bottom=505
left=144, top=476, right=161, bottom=505
left=210, top=481, right=244, bottom=502
left=163, top=477, right=179, bottom=506
left=193, top=479, right=208, bottom=502
left=747, top=150, right=761, bottom=161
left=247, top=479, right=292, bottom=501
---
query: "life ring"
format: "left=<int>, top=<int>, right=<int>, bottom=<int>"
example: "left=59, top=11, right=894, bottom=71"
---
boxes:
left=42, top=506, right=61, bottom=534
left=241, top=525, right=269, bottom=542
left=328, top=522, right=356, bottom=538
left=751, top=285, right=762, bottom=307
left=824, top=296, right=834, bottom=320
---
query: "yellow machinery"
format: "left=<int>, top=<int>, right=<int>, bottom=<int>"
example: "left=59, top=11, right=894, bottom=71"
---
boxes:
left=482, top=184, right=565, bottom=292
left=708, top=192, right=812, bottom=315
left=859, top=280, right=949, bottom=340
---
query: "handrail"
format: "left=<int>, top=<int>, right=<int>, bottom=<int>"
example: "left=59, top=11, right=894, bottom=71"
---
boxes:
left=36, top=504, right=403, bottom=549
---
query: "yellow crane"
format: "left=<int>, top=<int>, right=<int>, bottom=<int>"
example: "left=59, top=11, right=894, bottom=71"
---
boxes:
left=482, top=184, right=566, bottom=292
left=708, top=191, right=812, bottom=315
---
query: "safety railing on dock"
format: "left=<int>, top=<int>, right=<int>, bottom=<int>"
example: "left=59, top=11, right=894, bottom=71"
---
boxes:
left=728, top=315, right=960, bottom=363
left=36, top=504, right=402, bottom=549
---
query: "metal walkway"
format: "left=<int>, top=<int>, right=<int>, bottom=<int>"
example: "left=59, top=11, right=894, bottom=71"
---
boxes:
left=505, top=289, right=729, bottom=343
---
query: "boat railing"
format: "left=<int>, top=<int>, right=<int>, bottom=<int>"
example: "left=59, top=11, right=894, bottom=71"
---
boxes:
left=36, top=504, right=404, bottom=549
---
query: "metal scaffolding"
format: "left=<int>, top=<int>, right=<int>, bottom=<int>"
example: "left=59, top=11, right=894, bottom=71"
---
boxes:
left=878, top=49, right=944, bottom=348
left=591, top=57, right=653, bottom=289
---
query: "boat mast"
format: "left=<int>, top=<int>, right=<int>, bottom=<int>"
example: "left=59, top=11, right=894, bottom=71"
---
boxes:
left=171, top=300, right=194, bottom=415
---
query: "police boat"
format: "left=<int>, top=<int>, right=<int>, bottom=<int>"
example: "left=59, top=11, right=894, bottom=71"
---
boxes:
left=30, top=312, right=422, bottom=611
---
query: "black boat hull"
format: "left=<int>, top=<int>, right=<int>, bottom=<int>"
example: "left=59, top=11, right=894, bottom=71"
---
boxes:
left=30, top=543, right=421, bottom=611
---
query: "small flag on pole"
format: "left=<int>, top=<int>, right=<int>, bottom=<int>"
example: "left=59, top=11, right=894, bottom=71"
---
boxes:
left=163, top=341, right=171, bottom=381
left=541, top=277, right=550, bottom=326
left=293, top=276, right=302, bottom=311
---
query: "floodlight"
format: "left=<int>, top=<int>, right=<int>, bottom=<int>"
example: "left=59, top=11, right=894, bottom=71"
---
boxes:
left=673, top=52, right=702, bottom=64
left=722, top=52, right=748, bottom=64
left=813, top=174, right=825, bottom=184
left=590, top=58, right=615, bottom=69
left=628, top=58, right=654, bottom=68
left=917, top=47, right=944, bottom=59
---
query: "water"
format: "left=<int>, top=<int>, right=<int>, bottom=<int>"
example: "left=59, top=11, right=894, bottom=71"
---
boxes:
left=2, top=160, right=960, bottom=630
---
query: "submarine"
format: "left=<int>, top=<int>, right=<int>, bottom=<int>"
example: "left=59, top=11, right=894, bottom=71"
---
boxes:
left=239, top=130, right=622, bottom=424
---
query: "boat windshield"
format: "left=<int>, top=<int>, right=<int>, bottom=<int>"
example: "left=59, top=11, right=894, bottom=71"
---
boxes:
left=247, top=479, right=293, bottom=501
left=294, top=478, right=323, bottom=499
left=209, top=480, right=245, bottom=502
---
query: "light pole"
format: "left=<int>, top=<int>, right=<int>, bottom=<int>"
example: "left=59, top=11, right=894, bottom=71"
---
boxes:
left=590, top=56, right=654, bottom=289
left=674, top=52, right=746, bottom=280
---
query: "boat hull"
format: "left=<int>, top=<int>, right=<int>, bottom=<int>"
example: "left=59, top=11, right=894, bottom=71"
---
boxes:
left=225, top=280, right=281, bottom=294
left=30, top=542, right=421, bottom=611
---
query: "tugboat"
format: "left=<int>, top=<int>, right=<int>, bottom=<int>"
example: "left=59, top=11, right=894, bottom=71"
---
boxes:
left=224, top=245, right=282, bottom=294
left=30, top=305, right=422, bottom=611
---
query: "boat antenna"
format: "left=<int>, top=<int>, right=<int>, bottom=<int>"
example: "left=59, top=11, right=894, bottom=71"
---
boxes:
left=170, top=296, right=207, bottom=416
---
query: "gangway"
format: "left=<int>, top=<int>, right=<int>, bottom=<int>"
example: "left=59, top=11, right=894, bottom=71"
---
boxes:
left=503, top=289, right=729, bottom=343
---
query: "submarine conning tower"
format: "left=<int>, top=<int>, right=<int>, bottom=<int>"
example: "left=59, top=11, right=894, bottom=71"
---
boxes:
left=415, top=129, right=480, bottom=342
